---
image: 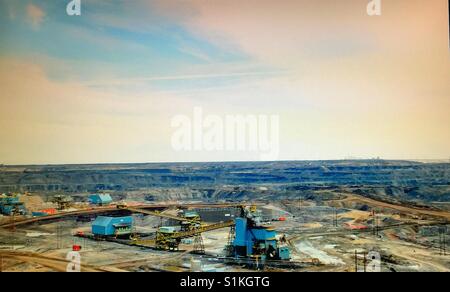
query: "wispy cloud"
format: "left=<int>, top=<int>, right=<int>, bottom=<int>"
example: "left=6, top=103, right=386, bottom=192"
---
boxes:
left=1, top=0, right=449, bottom=163
left=26, top=3, right=45, bottom=29
left=178, top=46, right=213, bottom=62
left=84, top=70, right=287, bottom=86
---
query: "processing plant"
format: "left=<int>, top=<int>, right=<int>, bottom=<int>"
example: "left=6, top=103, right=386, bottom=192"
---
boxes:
left=78, top=204, right=292, bottom=267
left=226, top=206, right=291, bottom=262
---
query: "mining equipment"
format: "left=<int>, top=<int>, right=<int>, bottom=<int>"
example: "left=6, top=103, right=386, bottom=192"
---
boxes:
left=83, top=208, right=232, bottom=253
left=0, top=194, right=26, bottom=216
left=225, top=206, right=291, bottom=262
left=51, top=195, right=73, bottom=210
left=179, top=210, right=202, bottom=230
left=80, top=204, right=291, bottom=265
left=153, top=220, right=234, bottom=253
left=117, top=206, right=212, bottom=251
left=83, top=205, right=232, bottom=252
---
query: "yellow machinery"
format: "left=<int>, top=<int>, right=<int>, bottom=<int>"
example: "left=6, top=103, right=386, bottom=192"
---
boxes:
left=118, top=205, right=234, bottom=252
left=154, top=220, right=234, bottom=252
left=118, top=205, right=203, bottom=251
left=52, top=195, right=73, bottom=210
left=122, top=205, right=200, bottom=225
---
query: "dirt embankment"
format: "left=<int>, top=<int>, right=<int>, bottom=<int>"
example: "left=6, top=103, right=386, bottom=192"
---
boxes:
left=344, top=193, right=450, bottom=221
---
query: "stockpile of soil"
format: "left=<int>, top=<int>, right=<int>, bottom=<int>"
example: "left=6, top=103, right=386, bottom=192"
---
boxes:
left=19, top=195, right=56, bottom=211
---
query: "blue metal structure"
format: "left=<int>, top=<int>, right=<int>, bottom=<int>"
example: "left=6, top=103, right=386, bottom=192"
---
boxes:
left=89, top=194, right=113, bottom=205
left=278, top=246, right=291, bottom=260
left=0, top=194, right=26, bottom=215
left=228, top=208, right=290, bottom=261
left=92, top=216, right=133, bottom=237
left=32, top=211, right=48, bottom=217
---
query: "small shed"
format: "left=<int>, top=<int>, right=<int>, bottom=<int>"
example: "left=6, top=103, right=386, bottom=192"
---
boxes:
left=89, top=194, right=113, bottom=205
left=92, top=216, right=133, bottom=236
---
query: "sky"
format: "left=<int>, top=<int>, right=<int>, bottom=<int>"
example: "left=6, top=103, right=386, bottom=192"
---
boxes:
left=0, top=0, right=449, bottom=164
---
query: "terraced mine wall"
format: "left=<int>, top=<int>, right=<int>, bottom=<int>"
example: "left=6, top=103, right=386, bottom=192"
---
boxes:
left=0, top=161, right=449, bottom=202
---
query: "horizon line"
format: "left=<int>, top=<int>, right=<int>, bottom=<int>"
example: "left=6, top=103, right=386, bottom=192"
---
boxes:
left=1, top=158, right=449, bottom=167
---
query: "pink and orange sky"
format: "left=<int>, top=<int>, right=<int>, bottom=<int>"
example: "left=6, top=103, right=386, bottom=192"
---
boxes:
left=0, top=0, right=449, bottom=164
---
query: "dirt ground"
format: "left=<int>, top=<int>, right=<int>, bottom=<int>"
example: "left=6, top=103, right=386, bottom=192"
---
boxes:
left=1, top=192, right=449, bottom=272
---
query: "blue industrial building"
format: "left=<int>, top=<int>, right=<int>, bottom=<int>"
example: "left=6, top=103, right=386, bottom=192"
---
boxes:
left=89, top=194, right=113, bottom=206
left=92, top=216, right=133, bottom=237
left=0, top=194, right=26, bottom=215
left=229, top=214, right=290, bottom=261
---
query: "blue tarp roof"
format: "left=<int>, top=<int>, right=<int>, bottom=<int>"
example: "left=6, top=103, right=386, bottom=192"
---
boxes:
left=92, top=216, right=133, bottom=227
left=89, top=194, right=113, bottom=203
left=92, top=216, right=113, bottom=227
